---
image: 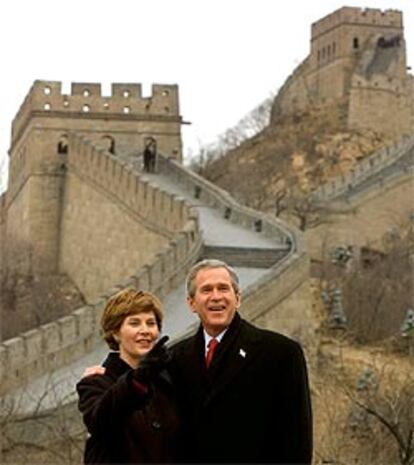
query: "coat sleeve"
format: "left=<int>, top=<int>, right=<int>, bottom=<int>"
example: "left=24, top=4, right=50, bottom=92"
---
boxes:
left=280, top=341, right=313, bottom=465
left=76, top=371, right=149, bottom=437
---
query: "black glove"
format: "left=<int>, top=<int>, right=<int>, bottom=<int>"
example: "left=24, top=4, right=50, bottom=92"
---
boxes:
left=133, top=335, right=170, bottom=383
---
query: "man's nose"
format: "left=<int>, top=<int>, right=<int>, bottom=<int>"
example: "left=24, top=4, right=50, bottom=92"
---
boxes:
left=210, top=288, right=222, bottom=299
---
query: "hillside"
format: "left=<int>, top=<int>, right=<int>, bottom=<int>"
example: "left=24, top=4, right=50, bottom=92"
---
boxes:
left=199, top=100, right=392, bottom=215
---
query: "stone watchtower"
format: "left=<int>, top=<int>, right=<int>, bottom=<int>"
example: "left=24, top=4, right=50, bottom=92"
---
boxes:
left=3, top=80, right=183, bottom=283
left=272, top=7, right=413, bottom=139
left=308, top=7, right=405, bottom=101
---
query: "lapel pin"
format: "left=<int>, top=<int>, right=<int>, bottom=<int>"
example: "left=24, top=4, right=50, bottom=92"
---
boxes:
left=239, top=348, right=246, bottom=358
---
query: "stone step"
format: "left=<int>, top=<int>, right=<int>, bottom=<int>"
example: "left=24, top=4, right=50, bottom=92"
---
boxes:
left=201, top=245, right=289, bottom=268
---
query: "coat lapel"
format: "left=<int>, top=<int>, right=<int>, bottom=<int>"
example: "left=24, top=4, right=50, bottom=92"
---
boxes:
left=204, top=315, right=263, bottom=405
left=184, top=326, right=209, bottom=390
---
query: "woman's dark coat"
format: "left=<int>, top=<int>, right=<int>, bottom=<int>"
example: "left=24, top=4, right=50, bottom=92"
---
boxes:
left=76, top=352, right=179, bottom=464
left=170, top=312, right=313, bottom=464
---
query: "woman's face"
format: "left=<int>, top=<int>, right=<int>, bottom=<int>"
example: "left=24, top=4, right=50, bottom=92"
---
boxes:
left=115, top=311, right=160, bottom=367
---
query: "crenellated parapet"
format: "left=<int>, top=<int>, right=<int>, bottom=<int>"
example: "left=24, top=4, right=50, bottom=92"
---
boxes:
left=311, top=7, right=402, bottom=40
left=11, top=80, right=181, bottom=147
left=0, top=226, right=202, bottom=396
left=311, top=134, right=414, bottom=202
left=68, top=134, right=192, bottom=235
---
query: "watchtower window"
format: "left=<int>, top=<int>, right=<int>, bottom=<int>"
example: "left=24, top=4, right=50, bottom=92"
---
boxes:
left=353, top=37, right=359, bottom=49
left=123, top=90, right=130, bottom=98
left=162, top=89, right=169, bottom=96
left=123, top=106, right=131, bottom=114
left=44, top=103, right=51, bottom=111
left=44, top=86, right=51, bottom=95
left=63, top=100, right=69, bottom=107
left=103, top=102, right=109, bottom=110
left=83, top=89, right=90, bottom=97
left=82, top=104, right=90, bottom=112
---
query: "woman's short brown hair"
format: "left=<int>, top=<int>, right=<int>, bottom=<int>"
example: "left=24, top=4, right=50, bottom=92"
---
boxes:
left=101, top=288, right=163, bottom=350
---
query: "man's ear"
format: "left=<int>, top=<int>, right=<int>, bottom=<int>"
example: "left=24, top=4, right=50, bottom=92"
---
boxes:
left=187, top=295, right=197, bottom=313
left=235, top=293, right=241, bottom=308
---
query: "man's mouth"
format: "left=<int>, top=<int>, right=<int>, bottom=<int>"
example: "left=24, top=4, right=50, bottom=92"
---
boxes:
left=208, top=305, right=225, bottom=312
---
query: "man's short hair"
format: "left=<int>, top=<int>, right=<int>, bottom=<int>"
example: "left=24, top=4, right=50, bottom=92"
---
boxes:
left=186, top=259, right=240, bottom=298
left=101, top=288, right=163, bottom=350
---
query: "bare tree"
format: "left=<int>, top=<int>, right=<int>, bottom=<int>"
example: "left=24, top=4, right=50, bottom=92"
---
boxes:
left=189, top=92, right=275, bottom=174
left=1, top=374, right=84, bottom=464
left=217, top=93, right=274, bottom=152
left=341, top=220, right=414, bottom=344
left=287, top=195, right=329, bottom=231
left=273, top=185, right=288, bottom=217
left=347, top=367, right=414, bottom=465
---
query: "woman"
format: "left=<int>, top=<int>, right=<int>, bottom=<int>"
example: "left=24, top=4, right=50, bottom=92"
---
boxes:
left=76, top=288, right=179, bottom=464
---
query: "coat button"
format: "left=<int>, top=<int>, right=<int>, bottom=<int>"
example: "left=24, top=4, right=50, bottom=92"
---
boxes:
left=152, top=421, right=161, bottom=429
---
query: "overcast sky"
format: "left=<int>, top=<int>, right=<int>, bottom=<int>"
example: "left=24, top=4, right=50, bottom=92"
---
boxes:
left=0, top=0, right=412, bottom=177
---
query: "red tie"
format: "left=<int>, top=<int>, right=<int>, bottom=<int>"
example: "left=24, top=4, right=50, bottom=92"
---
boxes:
left=205, top=338, right=219, bottom=368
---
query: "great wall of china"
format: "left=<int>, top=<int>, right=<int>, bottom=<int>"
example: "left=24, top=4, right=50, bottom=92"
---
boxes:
left=0, top=9, right=413, bottom=459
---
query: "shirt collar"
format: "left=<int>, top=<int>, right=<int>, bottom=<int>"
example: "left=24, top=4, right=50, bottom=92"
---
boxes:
left=203, top=328, right=227, bottom=353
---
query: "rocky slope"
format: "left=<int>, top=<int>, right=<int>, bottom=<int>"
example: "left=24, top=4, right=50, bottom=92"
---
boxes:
left=200, top=100, right=392, bottom=215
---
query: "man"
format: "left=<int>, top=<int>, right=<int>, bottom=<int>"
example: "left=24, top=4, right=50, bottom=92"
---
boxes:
left=170, top=259, right=312, bottom=464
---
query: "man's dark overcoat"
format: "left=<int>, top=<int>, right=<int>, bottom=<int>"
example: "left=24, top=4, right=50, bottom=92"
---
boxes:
left=76, top=352, right=179, bottom=464
left=170, top=313, right=312, bottom=464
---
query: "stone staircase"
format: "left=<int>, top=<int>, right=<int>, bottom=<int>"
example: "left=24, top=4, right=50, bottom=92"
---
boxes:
left=201, top=245, right=288, bottom=268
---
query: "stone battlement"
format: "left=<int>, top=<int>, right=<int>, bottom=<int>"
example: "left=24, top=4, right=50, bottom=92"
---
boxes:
left=11, top=80, right=180, bottom=145
left=311, top=134, right=414, bottom=202
left=311, top=7, right=403, bottom=40
left=0, top=226, right=202, bottom=395
left=68, top=134, right=191, bottom=238
left=157, top=154, right=297, bottom=247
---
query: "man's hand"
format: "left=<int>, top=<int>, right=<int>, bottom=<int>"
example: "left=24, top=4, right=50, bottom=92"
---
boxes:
left=83, top=365, right=106, bottom=377
left=133, top=335, right=170, bottom=383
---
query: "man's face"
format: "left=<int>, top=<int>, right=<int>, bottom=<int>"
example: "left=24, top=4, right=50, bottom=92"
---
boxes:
left=187, top=267, right=240, bottom=336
